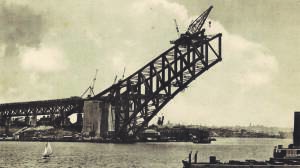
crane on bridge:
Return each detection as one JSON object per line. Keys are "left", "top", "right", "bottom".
{"left": 81, "top": 69, "right": 98, "bottom": 98}
{"left": 0, "top": 6, "right": 222, "bottom": 141}
{"left": 174, "top": 19, "right": 180, "bottom": 37}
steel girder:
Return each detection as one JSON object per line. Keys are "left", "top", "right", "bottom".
{"left": 93, "top": 32, "right": 222, "bottom": 139}
{"left": 0, "top": 98, "right": 84, "bottom": 118}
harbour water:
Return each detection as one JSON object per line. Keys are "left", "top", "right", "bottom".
{"left": 0, "top": 138, "right": 292, "bottom": 168}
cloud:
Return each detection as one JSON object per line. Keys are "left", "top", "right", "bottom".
{"left": 132, "top": 0, "right": 189, "bottom": 23}
{"left": 0, "top": 2, "right": 45, "bottom": 57}
{"left": 20, "top": 46, "right": 67, "bottom": 72}
{"left": 0, "top": 45, "right": 4, "bottom": 57}
{"left": 204, "top": 20, "right": 278, "bottom": 88}
{"left": 112, "top": 52, "right": 126, "bottom": 70}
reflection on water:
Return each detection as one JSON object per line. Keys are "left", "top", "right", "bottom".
{"left": 0, "top": 138, "right": 292, "bottom": 168}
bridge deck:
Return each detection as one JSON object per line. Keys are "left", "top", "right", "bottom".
{"left": 0, "top": 97, "right": 84, "bottom": 117}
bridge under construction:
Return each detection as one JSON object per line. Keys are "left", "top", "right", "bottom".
{"left": 0, "top": 6, "right": 222, "bottom": 141}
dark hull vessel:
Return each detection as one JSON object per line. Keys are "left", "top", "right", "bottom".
{"left": 183, "top": 112, "right": 300, "bottom": 168}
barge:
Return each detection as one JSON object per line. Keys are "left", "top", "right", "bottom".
{"left": 182, "top": 112, "right": 300, "bottom": 168}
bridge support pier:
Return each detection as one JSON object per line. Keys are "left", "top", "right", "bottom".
{"left": 60, "top": 111, "right": 66, "bottom": 127}
{"left": 31, "top": 115, "right": 37, "bottom": 127}
{"left": 50, "top": 113, "right": 55, "bottom": 125}
{"left": 64, "top": 117, "right": 71, "bottom": 126}
{"left": 5, "top": 117, "right": 11, "bottom": 135}
{"left": 82, "top": 100, "right": 110, "bottom": 138}
{"left": 25, "top": 116, "right": 30, "bottom": 126}
{"left": 0, "top": 114, "right": 4, "bottom": 126}
{"left": 77, "top": 113, "right": 83, "bottom": 125}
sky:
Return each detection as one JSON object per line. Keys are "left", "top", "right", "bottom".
{"left": 0, "top": 0, "right": 299, "bottom": 128}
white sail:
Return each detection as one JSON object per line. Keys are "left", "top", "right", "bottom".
{"left": 43, "top": 147, "right": 48, "bottom": 156}
{"left": 43, "top": 142, "right": 53, "bottom": 157}
{"left": 48, "top": 143, "right": 53, "bottom": 155}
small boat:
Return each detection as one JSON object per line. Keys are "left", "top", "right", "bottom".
{"left": 42, "top": 142, "right": 53, "bottom": 158}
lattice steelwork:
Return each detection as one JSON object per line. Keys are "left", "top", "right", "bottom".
{"left": 93, "top": 6, "right": 222, "bottom": 140}
{"left": 0, "top": 98, "right": 83, "bottom": 119}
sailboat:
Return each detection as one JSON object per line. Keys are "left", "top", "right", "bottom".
{"left": 42, "top": 142, "right": 53, "bottom": 158}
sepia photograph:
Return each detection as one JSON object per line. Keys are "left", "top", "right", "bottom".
{"left": 0, "top": 0, "right": 299, "bottom": 167}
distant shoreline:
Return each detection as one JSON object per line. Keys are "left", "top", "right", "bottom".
{"left": 0, "top": 136, "right": 291, "bottom": 144}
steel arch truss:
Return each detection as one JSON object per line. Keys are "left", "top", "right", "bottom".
{"left": 94, "top": 32, "right": 222, "bottom": 139}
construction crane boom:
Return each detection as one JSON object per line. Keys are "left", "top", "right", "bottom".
{"left": 174, "top": 19, "right": 180, "bottom": 37}
{"left": 187, "top": 6, "right": 213, "bottom": 35}
{"left": 91, "top": 69, "right": 98, "bottom": 92}
{"left": 122, "top": 67, "right": 126, "bottom": 79}
{"left": 81, "top": 69, "right": 98, "bottom": 98}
